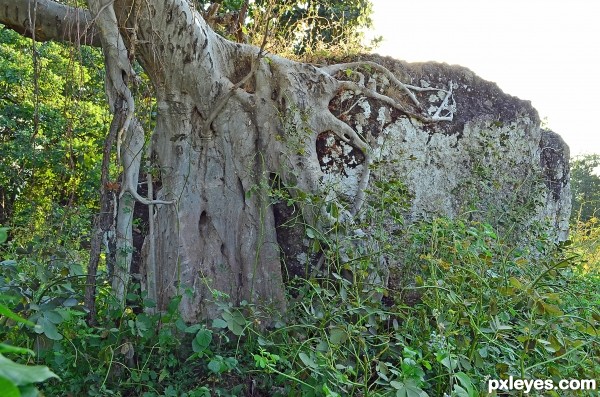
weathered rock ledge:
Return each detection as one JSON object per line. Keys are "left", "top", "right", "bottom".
{"left": 317, "top": 54, "right": 570, "bottom": 240}
{"left": 272, "top": 54, "right": 571, "bottom": 282}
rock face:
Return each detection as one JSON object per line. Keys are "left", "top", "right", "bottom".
{"left": 318, "top": 54, "right": 571, "bottom": 241}
{"left": 538, "top": 129, "right": 571, "bottom": 240}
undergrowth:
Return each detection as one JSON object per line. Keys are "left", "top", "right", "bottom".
{"left": 0, "top": 181, "right": 599, "bottom": 396}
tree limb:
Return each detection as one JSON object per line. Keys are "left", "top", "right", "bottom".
{"left": 200, "top": 6, "right": 271, "bottom": 137}
{"left": 0, "top": 0, "right": 100, "bottom": 46}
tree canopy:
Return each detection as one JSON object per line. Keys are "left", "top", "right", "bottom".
{"left": 197, "top": 0, "right": 376, "bottom": 56}
{"left": 0, "top": 26, "right": 108, "bottom": 233}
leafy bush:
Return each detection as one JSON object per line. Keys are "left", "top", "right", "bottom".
{"left": 0, "top": 228, "right": 59, "bottom": 397}
{"left": 234, "top": 218, "right": 598, "bottom": 396}
{"left": 0, "top": 322, "right": 59, "bottom": 396}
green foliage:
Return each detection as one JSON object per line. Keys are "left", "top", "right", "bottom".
{"left": 1, "top": 233, "right": 249, "bottom": 396}
{"left": 235, "top": 215, "right": 597, "bottom": 396}
{"left": 570, "top": 154, "right": 600, "bottom": 222}
{"left": 0, "top": 234, "right": 87, "bottom": 343}
{"left": 260, "top": 0, "right": 375, "bottom": 56}
{"left": 0, "top": 344, "right": 59, "bottom": 397}
{"left": 569, "top": 154, "right": 600, "bottom": 271}
{"left": 197, "top": 174, "right": 597, "bottom": 396}
{"left": 568, "top": 217, "right": 600, "bottom": 273}
{"left": 195, "top": 0, "right": 377, "bottom": 57}
{"left": 1, "top": 172, "right": 599, "bottom": 396}
{"left": 391, "top": 219, "right": 598, "bottom": 396}
{"left": 0, "top": 25, "right": 109, "bottom": 237}
{"left": 0, "top": 233, "right": 59, "bottom": 397}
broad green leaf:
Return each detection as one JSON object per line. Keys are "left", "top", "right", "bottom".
{"left": 0, "top": 376, "right": 20, "bottom": 397}
{"left": 184, "top": 324, "right": 203, "bottom": 334}
{"left": 207, "top": 358, "right": 223, "bottom": 374}
{"left": 0, "top": 354, "right": 59, "bottom": 386}
{"left": 126, "top": 293, "right": 139, "bottom": 301}
{"left": 223, "top": 356, "right": 238, "bottom": 370}
{"left": 390, "top": 380, "right": 403, "bottom": 389}
{"left": 192, "top": 329, "right": 212, "bottom": 353}
{"left": 191, "top": 339, "right": 203, "bottom": 355}
{"left": 167, "top": 295, "right": 182, "bottom": 314}
{"left": 43, "top": 311, "right": 63, "bottom": 325}
{"left": 452, "top": 384, "right": 469, "bottom": 397}
{"left": 0, "top": 228, "right": 8, "bottom": 244}
{"left": 329, "top": 327, "right": 347, "bottom": 345}
{"left": 436, "top": 352, "right": 457, "bottom": 370}
{"left": 229, "top": 321, "right": 244, "bottom": 336}
{"left": 142, "top": 299, "right": 157, "bottom": 308}
{"left": 454, "top": 372, "right": 476, "bottom": 397}
{"left": 508, "top": 276, "right": 523, "bottom": 290}
{"left": 322, "top": 383, "right": 341, "bottom": 397}
{"left": 37, "top": 318, "right": 62, "bottom": 341}
{"left": 298, "top": 352, "right": 318, "bottom": 369}
{"left": 158, "top": 368, "right": 169, "bottom": 382}
{"left": 478, "top": 347, "right": 488, "bottom": 358}
{"left": 175, "top": 318, "right": 187, "bottom": 332}
{"left": 393, "top": 381, "right": 428, "bottom": 397}
{"left": 18, "top": 384, "right": 39, "bottom": 397}
{"left": 62, "top": 298, "right": 78, "bottom": 307}
{"left": 578, "top": 325, "right": 599, "bottom": 337}
{"left": 536, "top": 301, "right": 563, "bottom": 316}
{"left": 212, "top": 318, "right": 227, "bottom": 329}
{"left": 222, "top": 310, "right": 245, "bottom": 336}
{"left": 316, "top": 340, "right": 329, "bottom": 352}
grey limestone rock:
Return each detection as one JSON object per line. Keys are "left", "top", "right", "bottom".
{"left": 318, "top": 54, "right": 571, "bottom": 242}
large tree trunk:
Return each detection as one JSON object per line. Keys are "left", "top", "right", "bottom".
{"left": 122, "top": 3, "right": 284, "bottom": 319}
{"left": 106, "top": 0, "right": 380, "bottom": 320}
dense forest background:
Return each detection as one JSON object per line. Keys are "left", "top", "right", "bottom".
{"left": 0, "top": 1, "right": 598, "bottom": 396}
